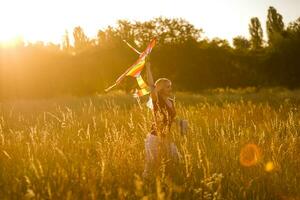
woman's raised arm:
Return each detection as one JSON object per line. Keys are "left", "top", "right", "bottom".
{"left": 146, "top": 62, "right": 158, "bottom": 101}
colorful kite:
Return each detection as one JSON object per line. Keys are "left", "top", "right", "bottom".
{"left": 105, "top": 38, "right": 156, "bottom": 99}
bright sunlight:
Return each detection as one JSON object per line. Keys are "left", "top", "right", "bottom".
{"left": 0, "top": 0, "right": 299, "bottom": 44}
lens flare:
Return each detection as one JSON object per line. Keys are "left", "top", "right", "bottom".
{"left": 265, "top": 161, "right": 275, "bottom": 172}
{"left": 239, "top": 144, "right": 261, "bottom": 167}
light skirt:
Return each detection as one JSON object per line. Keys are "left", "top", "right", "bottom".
{"left": 142, "top": 133, "right": 180, "bottom": 179}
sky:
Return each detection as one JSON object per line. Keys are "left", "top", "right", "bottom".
{"left": 0, "top": 0, "right": 299, "bottom": 44}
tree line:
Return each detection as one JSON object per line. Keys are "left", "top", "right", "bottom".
{"left": 0, "top": 6, "right": 300, "bottom": 99}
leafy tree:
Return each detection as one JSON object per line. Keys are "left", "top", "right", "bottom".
{"left": 97, "top": 26, "right": 120, "bottom": 48}
{"left": 249, "top": 17, "right": 263, "bottom": 49}
{"left": 62, "top": 30, "right": 71, "bottom": 52}
{"left": 2, "top": 13, "right": 300, "bottom": 100}
{"left": 116, "top": 20, "right": 135, "bottom": 43}
{"left": 266, "top": 6, "right": 285, "bottom": 46}
{"left": 152, "top": 17, "right": 202, "bottom": 44}
{"left": 73, "top": 26, "right": 90, "bottom": 51}
{"left": 287, "top": 17, "right": 300, "bottom": 38}
{"left": 210, "top": 38, "right": 230, "bottom": 49}
{"left": 233, "top": 36, "right": 251, "bottom": 51}
{"left": 133, "top": 17, "right": 202, "bottom": 47}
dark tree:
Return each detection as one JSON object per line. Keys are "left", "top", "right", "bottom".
{"left": 2, "top": 13, "right": 300, "bottom": 100}
{"left": 233, "top": 36, "right": 251, "bottom": 51}
{"left": 116, "top": 20, "right": 135, "bottom": 44}
{"left": 287, "top": 17, "right": 300, "bottom": 38}
{"left": 62, "top": 30, "right": 71, "bottom": 52}
{"left": 73, "top": 26, "right": 90, "bottom": 51}
{"left": 249, "top": 17, "right": 263, "bottom": 50}
{"left": 266, "top": 6, "right": 285, "bottom": 46}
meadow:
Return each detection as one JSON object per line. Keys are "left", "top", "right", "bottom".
{"left": 0, "top": 88, "right": 299, "bottom": 199}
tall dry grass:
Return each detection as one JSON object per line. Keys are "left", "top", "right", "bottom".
{"left": 0, "top": 89, "right": 299, "bottom": 199}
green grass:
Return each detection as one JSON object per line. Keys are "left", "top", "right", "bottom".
{"left": 0, "top": 89, "right": 299, "bottom": 199}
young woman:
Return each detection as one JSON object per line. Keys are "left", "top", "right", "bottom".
{"left": 142, "top": 62, "right": 180, "bottom": 180}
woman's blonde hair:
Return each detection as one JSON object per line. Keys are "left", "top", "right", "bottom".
{"left": 155, "top": 78, "right": 171, "bottom": 92}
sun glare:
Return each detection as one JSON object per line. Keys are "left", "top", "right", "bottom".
{"left": 0, "top": 1, "right": 23, "bottom": 45}
{"left": 0, "top": 0, "right": 299, "bottom": 44}
{"left": 0, "top": 34, "right": 23, "bottom": 47}
{"left": 239, "top": 144, "right": 261, "bottom": 167}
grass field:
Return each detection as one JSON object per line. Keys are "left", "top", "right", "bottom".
{"left": 0, "top": 88, "right": 299, "bottom": 199}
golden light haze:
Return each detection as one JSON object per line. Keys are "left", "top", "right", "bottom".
{"left": 0, "top": 0, "right": 299, "bottom": 44}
